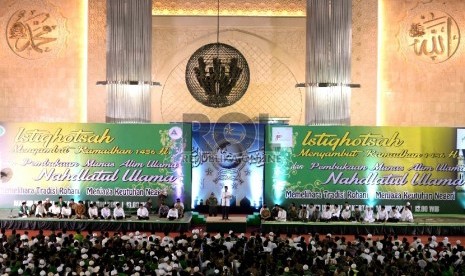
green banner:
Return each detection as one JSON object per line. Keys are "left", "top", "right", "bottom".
{"left": 265, "top": 125, "right": 465, "bottom": 214}
{"left": 0, "top": 123, "right": 191, "bottom": 210}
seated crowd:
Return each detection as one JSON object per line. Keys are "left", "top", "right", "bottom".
{"left": 0, "top": 228, "right": 463, "bottom": 275}
{"left": 260, "top": 202, "right": 414, "bottom": 223}
{"left": 17, "top": 197, "right": 185, "bottom": 221}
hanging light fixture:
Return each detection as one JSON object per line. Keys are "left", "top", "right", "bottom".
{"left": 97, "top": 0, "right": 159, "bottom": 123}
{"left": 185, "top": 0, "right": 250, "bottom": 108}
{"left": 299, "top": 0, "right": 360, "bottom": 125}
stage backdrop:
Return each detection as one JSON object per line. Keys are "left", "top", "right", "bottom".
{"left": 191, "top": 123, "right": 264, "bottom": 209}
{"left": 0, "top": 123, "right": 191, "bottom": 210}
{"left": 265, "top": 125, "right": 465, "bottom": 214}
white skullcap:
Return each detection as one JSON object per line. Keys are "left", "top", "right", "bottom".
{"left": 457, "top": 240, "right": 462, "bottom": 245}
{"left": 193, "top": 266, "right": 200, "bottom": 272}
{"left": 89, "top": 260, "right": 94, "bottom": 266}
{"left": 406, "top": 202, "right": 410, "bottom": 206}
{"left": 351, "top": 264, "right": 357, "bottom": 269}
{"left": 165, "top": 265, "right": 172, "bottom": 272}
{"left": 303, "top": 264, "right": 309, "bottom": 270}
{"left": 111, "top": 269, "right": 118, "bottom": 275}
{"left": 135, "top": 266, "right": 141, "bottom": 271}
{"left": 40, "top": 271, "right": 46, "bottom": 276}
{"left": 214, "top": 269, "right": 219, "bottom": 274}
{"left": 82, "top": 254, "right": 88, "bottom": 259}
{"left": 39, "top": 259, "right": 45, "bottom": 265}
{"left": 367, "top": 234, "right": 372, "bottom": 238}
{"left": 284, "top": 267, "right": 289, "bottom": 272}
{"left": 364, "top": 248, "right": 370, "bottom": 253}
{"left": 80, "top": 261, "right": 85, "bottom": 266}
{"left": 18, "top": 268, "right": 23, "bottom": 275}
{"left": 432, "top": 236, "right": 437, "bottom": 241}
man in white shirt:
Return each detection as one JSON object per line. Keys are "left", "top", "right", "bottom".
{"left": 50, "top": 202, "right": 62, "bottom": 218}
{"left": 88, "top": 203, "right": 99, "bottom": 219}
{"left": 221, "top": 186, "right": 232, "bottom": 220}
{"left": 137, "top": 203, "right": 149, "bottom": 220}
{"left": 388, "top": 206, "right": 401, "bottom": 222}
{"left": 35, "top": 201, "right": 46, "bottom": 218}
{"left": 363, "top": 206, "right": 375, "bottom": 223}
{"left": 275, "top": 206, "right": 287, "bottom": 222}
{"left": 113, "top": 203, "right": 125, "bottom": 220}
{"left": 100, "top": 204, "right": 111, "bottom": 219}
{"left": 61, "top": 204, "right": 72, "bottom": 219}
{"left": 340, "top": 205, "right": 351, "bottom": 221}
{"left": 320, "top": 205, "right": 332, "bottom": 222}
{"left": 167, "top": 205, "right": 179, "bottom": 220}
{"left": 331, "top": 204, "right": 341, "bottom": 221}
{"left": 400, "top": 206, "right": 414, "bottom": 222}
{"left": 376, "top": 205, "right": 388, "bottom": 222}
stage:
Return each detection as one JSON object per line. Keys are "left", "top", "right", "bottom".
{"left": 0, "top": 209, "right": 192, "bottom": 232}
{"left": 260, "top": 214, "right": 465, "bottom": 236}
{"left": 1, "top": 210, "right": 465, "bottom": 236}
{"left": 205, "top": 215, "right": 247, "bottom": 233}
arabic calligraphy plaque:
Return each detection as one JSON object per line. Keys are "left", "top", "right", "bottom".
{"left": 401, "top": 9, "right": 460, "bottom": 64}
{"left": 5, "top": 0, "right": 66, "bottom": 60}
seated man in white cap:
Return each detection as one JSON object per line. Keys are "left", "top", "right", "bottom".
{"left": 363, "top": 206, "right": 375, "bottom": 223}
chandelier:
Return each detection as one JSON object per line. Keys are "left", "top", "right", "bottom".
{"left": 185, "top": 0, "right": 250, "bottom": 108}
